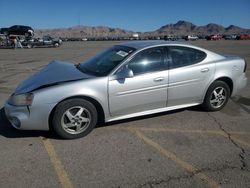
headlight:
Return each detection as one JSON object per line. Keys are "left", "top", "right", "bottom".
{"left": 8, "top": 93, "right": 34, "bottom": 106}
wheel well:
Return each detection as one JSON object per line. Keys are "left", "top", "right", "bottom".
{"left": 48, "top": 96, "right": 105, "bottom": 131}
{"left": 214, "top": 77, "right": 233, "bottom": 95}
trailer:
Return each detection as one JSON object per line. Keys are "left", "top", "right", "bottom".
{"left": 0, "top": 33, "right": 62, "bottom": 49}
{"left": 22, "top": 36, "right": 62, "bottom": 48}
{"left": 0, "top": 34, "right": 26, "bottom": 49}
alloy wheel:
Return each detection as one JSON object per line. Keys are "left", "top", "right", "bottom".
{"left": 61, "top": 106, "right": 91, "bottom": 134}
{"left": 209, "top": 87, "right": 227, "bottom": 109}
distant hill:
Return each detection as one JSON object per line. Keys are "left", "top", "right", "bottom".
{"left": 35, "top": 20, "right": 250, "bottom": 38}
{"left": 155, "top": 21, "right": 250, "bottom": 36}
{"left": 35, "top": 26, "right": 134, "bottom": 38}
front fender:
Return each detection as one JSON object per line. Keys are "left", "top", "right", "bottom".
{"left": 32, "top": 77, "right": 109, "bottom": 121}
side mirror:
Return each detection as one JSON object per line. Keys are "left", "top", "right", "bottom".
{"left": 113, "top": 68, "right": 134, "bottom": 80}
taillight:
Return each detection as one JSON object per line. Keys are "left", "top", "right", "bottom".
{"left": 244, "top": 60, "right": 247, "bottom": 72}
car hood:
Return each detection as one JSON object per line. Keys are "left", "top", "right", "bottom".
{"left": 15, "top": 60, "right": 94, "bottom": 94}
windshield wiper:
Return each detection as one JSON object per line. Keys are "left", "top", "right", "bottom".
{"left": 75, "top": 63, "right": 85, "bottom": 72}
{"left": 75, "top": 63, "right": 80, "bottom": 68}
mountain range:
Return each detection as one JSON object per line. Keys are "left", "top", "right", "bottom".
{"left": 35, "top": 20, "right": 250, "bottom": 38}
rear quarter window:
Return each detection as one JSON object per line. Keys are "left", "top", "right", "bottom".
{"left": 168, "top": 46, "right": 207, "bottom": 69}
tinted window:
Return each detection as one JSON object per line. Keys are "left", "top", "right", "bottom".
{"left": 168, "top": 46, "right": 206, "bottom": 69}
{"left": 126, "top": 47, "right": 166, "bottom": 75}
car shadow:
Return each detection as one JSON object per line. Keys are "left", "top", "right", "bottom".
{"left": 0, "top": 106, "right": 202, "bottom": 139}
{"left": 231, "top": 96, "right": 250, "bottom": 114}
{"left": 233, "top": 96, "right": 250, "bottom": 106}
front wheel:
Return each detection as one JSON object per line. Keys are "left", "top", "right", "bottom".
{"left": 52, "top": 98, "right": 97, "bottom": 139}
{"left": 202, "top": 81, "right": 230, "bottom": 111}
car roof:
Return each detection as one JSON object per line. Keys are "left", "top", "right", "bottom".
{"left": 118, "top": 40, "right": 224, "bottom": 59}
{"left": 11, "top": 25, "right": 32, "bottom": 28}
{"left": 119, "top": 40, "right": 195, "bottom": 50}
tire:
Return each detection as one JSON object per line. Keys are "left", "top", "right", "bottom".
{"left": 25, "top": 31, "right": 33, "bottom": 37}
{"left": 27, "top": 44, "right": 32, "bottom": 49}
{"left": 202, "top": 81, "right": 230, "bottom": 111}
{"left": 54, "top": 43, "right": 59, "bottom": 47}
{"left": 52, "top": 98, "right": 97, "bottom": 139}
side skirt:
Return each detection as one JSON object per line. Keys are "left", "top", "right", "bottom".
{"left": 106, "top": 103, "right": 200, "bottom": 122}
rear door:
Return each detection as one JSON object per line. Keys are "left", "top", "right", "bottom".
{"left": 167, "top": 46, "right": 215, "bottom": 106}
{"left": 109, "top": 47, "right": 169, "bottom": 117}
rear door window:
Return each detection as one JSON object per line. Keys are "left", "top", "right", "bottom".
{"left": 168, "top": 46, "right": 206, "bottom": 69}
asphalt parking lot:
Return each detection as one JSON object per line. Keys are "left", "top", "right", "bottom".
{"left": 0, "top": 41, "right": 250, "bottom": 188}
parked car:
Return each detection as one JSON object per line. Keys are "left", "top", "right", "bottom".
{"left": 4, "top": 41, "right": 247, "bottom": 139}
{"left": 0, "top": 25, "right": 34, "bottom": 37}
{"left": 22, "top": 36, "right": 62, "bottom": 48}
{"left": 184, "top": 35, "right": 199, "bottom": 41}
{"left": 164, "top": 35, "right": 178, "bottom": 41}
{"left": 206, "top": 35, "right": 223, "bottom": 40}
{"left": 198, "top": 35, "right": 207, "bottom": 40}
{"left": 223, "top": 35, "right": 237, "bottom": 40}
{"left": 236, "top": 34, "right": 250, "bottom": 40}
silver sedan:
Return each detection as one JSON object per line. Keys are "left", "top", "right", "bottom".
{"left": 4, "top": 41, "right": 247, "bottom": 139}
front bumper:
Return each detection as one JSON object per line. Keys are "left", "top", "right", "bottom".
{"left": 4, "top": 103, "right": 28, "bottom": 129}
{"left": 4, "top": 102, "right": 55, "bottom": 131}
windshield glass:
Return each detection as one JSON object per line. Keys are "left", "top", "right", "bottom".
{"left": 78, "top": 45, "right": 135, "bottom": 76}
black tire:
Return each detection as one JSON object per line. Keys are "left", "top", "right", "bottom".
{"left": 202, "top": 81, "right": 230, "bottom": 111}
{"left": 25, "top": 31, "right": 33, "bottom": 37}
{"left": 52, "top": 98, "right": 97, "bottom": 139}
{"left": 27, "top": 43, "right": 33, "bottom": 49}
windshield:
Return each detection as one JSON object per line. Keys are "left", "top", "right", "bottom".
{"left": 78, "top": 45, "right": 135, "bottom": 76}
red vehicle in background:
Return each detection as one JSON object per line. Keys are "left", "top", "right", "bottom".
{"left": 237, "top": 34, "right": 250, "bottom": 40}
{"left": 206, "top": 34, "right": 223, "bottom": 40}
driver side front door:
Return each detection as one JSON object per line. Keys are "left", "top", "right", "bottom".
{"left": 108, "top": 47, "right": 169, "bottom": 117}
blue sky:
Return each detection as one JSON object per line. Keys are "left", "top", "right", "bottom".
{"left": 0, "top": 0, "right": 249, "bottom": 31}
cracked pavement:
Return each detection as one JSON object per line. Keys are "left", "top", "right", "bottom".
{"left": 207, "top": 112, "right": 248, "bottom": 171}
{"left": 0, "top": 41, "right": 250, "bottom": 188}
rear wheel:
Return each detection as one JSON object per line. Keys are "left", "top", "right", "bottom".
{"left": 27, "top": 43, "right": 32, "bottom": 49}
{"left": 52, "top": 98, "right": 97, "bottom": 139}
{"left": 202, "top": 81, "right": 230, "bottom": 111}
{"left": 25, "top": 31, "right": 33, "bottom": 37}
{"left": 25, "top": 33, "right": 30, "bottom": 37}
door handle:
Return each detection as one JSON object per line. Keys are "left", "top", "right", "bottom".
{"left": 201, "top": 68, "right": 209, "bottom": 73}
{"left": 154, "top": 77, "right": 165, "bottom": 82}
